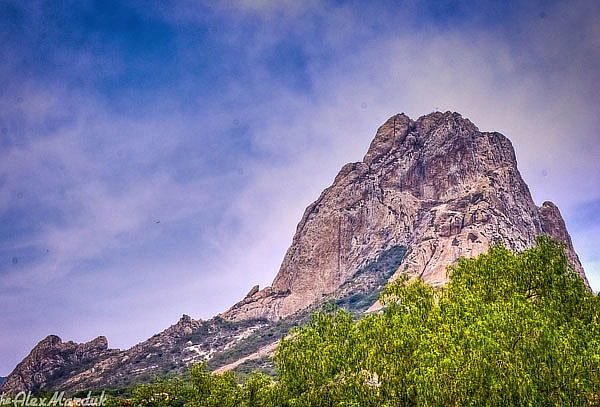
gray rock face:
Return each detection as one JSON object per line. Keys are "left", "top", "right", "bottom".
{"left": 0, "top": 335, "right": 113, "bottom": 394}
{"left": 538, "top": 200, "right": 584, "bottom": 271}
{"left": 221, "top": 111, "right": 587, "bottom": 322}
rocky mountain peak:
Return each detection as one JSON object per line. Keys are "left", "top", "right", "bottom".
{"left": 2, "top": 111, "right": 589, "bottom": 395}
{"left": 364, "top": 112, "right": 480, "bottom": 168}
{"left": 222, "top": 111, "right": 587, "bottom": 322}
{"left": 37, "top": 335, "right": 63, "bottom": 348}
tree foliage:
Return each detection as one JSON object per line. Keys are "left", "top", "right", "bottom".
{"left": 115, "top": 237, "right": 599, "bottom": 406}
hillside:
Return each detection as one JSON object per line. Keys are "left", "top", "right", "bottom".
{"left": 1, "top": 111, "right": 588, "bottom": 394}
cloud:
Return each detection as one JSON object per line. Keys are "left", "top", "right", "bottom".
{"left": 1, "top": 0, "right": 599, "bottom": 374}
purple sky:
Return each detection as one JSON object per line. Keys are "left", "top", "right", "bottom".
{"left": 1, "top": 0, "right": 599, "bottom": 375}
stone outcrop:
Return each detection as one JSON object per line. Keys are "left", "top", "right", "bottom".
{"left": 0, "top": 335, "right": 114, "bottom": 394}
{"left": 221, "top": 111, "right": 587, "bottom": 322}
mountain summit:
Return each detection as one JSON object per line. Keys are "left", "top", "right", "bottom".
{"left": 1, "top": 112, "right": 588, "bottom": 394}
{"left": 222, "top": 111, "right": 586, "bottom": 322}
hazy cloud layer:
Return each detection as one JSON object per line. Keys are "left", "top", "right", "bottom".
{"left": 0, "top": 0, "right": 598, "bottom": 374}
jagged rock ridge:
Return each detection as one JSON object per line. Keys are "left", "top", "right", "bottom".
{"left": 1, "top": 111, "right": 588, "bottom": 394}
{"left": 0, "top": 335, "right": 115, "bottom": 394}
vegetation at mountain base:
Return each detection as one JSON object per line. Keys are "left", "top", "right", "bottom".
{"left": 207, "top": 245, "right": 407, "bottom": 374}
{"left": 104, "top": 237, "right": 599, "bottom": 406}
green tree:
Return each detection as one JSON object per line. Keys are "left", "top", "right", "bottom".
{"left": 275, "top": 236, "right": 600, "bottom": 406}
{"left": 131, "top": 377, "right": 190, "bottom": 406}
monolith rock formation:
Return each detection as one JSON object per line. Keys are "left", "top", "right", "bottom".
{"left": 1, "top": 111, "right": 588, "bottom": 394}
{"left": 221, "top": 111, "right": 587, "bottom": 322}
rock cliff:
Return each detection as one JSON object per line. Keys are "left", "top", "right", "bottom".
{"left": 221, "top": 111, "right": 587, "bottom": 322}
